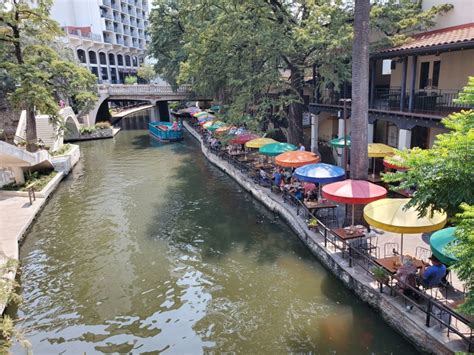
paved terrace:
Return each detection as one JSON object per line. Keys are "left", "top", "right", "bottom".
{"left": 184, "top": 120, "right": 472, "bottom": 354}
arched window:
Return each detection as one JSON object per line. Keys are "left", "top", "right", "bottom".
{"left": 132, "top": 56, "right": 138, "bottom": 67}
{"left": 88, "top": 51, "right": 97, "bottom": 64}
{"left": 108, "top": 53, "right": 115, "bottom": 65}
{"left": 77, "top": 49, "right": 86, "bottom": 64}
{"left": 125, "top": 55, "right": 131, "bottom": 66}
{"left": 99, "top": 52, "right": 107, "bottom": 65}
{"left": 117, "top": 54, "right": 124, "bottom": 66}
{"left": 139, "top": 57, "right": 144, "bottom": 64}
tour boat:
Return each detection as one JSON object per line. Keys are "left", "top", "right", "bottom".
{"left": 148, "top": 121, "right": 183, "bottom": 142}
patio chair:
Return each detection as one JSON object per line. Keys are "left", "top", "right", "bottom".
{"left": 415, "top": 246, "right": 431, "bottom": 262}
{"left": 384, "top": 242, "right": 400, "bottom": 257}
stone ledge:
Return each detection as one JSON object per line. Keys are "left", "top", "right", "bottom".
{"left": 184, "top": 121, "right": 456, "bottom": 355}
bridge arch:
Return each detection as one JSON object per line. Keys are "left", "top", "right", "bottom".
{"left": 63, "top": 114, "right": 81, "bottom": 141}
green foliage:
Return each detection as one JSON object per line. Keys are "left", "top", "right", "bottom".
{"left": 372, "top": 266, "right": 389, "bottom": 283}
{"left": 51, "top": 143, "right": 72, "bottom": 156}
{"left": 95, "top": 121, "right": 112, "bottom": 130}
{"left": 0, "top": 257, "right": 31, "bottom": 352}
{"left": 0, "top": 0, "right": 97, "bottom": 144}
{"left": 149, "top": 0, "right": 450, "bottom": 143}
{"left": 383, "top": 78, "right": 474, "bottom": 218}
{"left": 124, "top": 75, "right": 138, "bottom": 85}
{"left": 455, "top": 76, "right": 474, "bottom": 105}
{"left": 80, "top": 126, "right": 97, "bottom": 134}
{"left": 0, "top": 170, "right": 57, "bottom": 191}
{"left": 137, "top": 64, "right": 156, "bottom": 83}
{"left": 450, "top": 204, "right": 474, "bottom": 316}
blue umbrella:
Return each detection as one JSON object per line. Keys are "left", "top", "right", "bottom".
{"left": 294, "top": 163, "right": 346, "bottom": 199}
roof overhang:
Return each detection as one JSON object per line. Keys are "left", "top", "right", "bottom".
{"left": 371, "top": 40, "right": 474, "bottom": 59}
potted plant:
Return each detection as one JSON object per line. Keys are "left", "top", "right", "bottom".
{"left": 373, "top": 266, "right": 390, "bottom": 293}
{"left": 307, "top": 217, "right": 318, "bottom": 231}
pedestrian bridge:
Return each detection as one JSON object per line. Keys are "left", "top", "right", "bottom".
{"left": 83, "top": 84, "right": 211, "bottom": 126}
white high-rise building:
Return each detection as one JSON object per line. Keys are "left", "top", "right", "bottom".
{"left": 50, "top": 0, "right": 150, "bottom": 83}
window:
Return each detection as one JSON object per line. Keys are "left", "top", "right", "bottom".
{"left": 90, "top": 67, "right": 99, "bottom": 78}
{"left": 88, "top": 51, "right": 97, "bottom": 64}
{"left": 419, "top": 62, "right": 430, "bottom": 89}
{"left": 132, "top": 56, "right": 138, "bottom": 67}
{"left": 382, "top": 59, "right": 392, "bottom": 75}
{"left": 110, "top": 68, "right": 117, "bottom": 83}
{"left": 108, "top": 53, "right": 115, "bottom": 65}
{"left": 101, "top": 67, "right": 108, "bottom": 80}
{"left": 125, "top": 55, "right": 131, "bottom": 66}
{"left": 77, "top": 49, "right": 86, "bottom": 63}
{"left": 99, "top": 52, "right": 107, "bottom": 65}
{"left": 117, "top": 54, "right": 124, "bottom": 66}
{"left": 432, "top": 61, "right": 441, "bottom": 88}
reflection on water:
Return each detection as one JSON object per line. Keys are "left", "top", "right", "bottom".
{"left": 15, "top": 129, "right": 417, "bottom": 354}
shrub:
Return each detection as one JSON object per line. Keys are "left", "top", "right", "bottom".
{"left": 95, "top": 121, "right": 111, "bottom": 130}
{"left": 124, "top": 75, "right": 138, "bottom": 85}
{"left": 80, "top": 126, "right": 97, "bottom": 135}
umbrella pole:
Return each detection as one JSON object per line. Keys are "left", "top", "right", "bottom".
{"left": 372, "top": 158, "right": 376, "bottom": 178}
{"left": 400, "top": 233, "right": 404, "bottom": 257}
{"left": 352, "top": 204, "right": 355, "bottom": 227}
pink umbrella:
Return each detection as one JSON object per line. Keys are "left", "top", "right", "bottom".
{"left": 322, "top": 179, "right": 387, "bottom": 226}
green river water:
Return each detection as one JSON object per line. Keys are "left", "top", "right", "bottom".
{"left": 14, "top": 116, "right": 418, "bottom": 354}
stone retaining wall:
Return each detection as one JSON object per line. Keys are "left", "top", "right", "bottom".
{"left": 184, "top": 121, "right": 454, "bottom": 355}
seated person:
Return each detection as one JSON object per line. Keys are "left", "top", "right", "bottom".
{"left": 294, "top": 187, "right": 304, "bottom": 201}
{"left": 171, "top": 120, "right": 180, "bottom": 130}
{"left": 396, "top": 256, "right": 417, "bottom": 292}
{"left": 272, "top": 169, "right": 283, "bottom": 187}
{"left": 416, "top": 255, "right": 446, "bottom": 288}
{"left": 259, "top": 168, "right": 269, "bottom": 183}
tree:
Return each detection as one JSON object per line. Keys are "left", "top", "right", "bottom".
{"left": 383, "top": 77, "right": 474, "bottom": 218}
{"left": 124, "top": 75, "right": 138, "bottom": 85}
{"left": 350, "top": 0, "right": 370, "bottom": 180}
{"left": 137, "top": 64, "right": 156, "bottom": 83}
{"left": 450, "top": 203, "right": 474, "bottom": 316}
{"left": 0, "top": 0, "right": 97, "bottom": 152}
{"left": 148, "top": 0, "right": 451, "bottom": 144}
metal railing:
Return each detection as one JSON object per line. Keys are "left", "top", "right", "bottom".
{"left": 99, "top": 84, "right": 193, "bottom": 96}
{"left": 191, "top": 122, "right": 473, "bottom": 353}
{"left": 65, "top": 28, "right": 102, "bottom": 42}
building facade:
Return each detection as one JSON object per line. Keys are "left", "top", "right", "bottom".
{"left": 309, "top": 1, "right": 474, "bottom": 153}
{"left": 51, "top": 0, "right": 150, "bottom": 83}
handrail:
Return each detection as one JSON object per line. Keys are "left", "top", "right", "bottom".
{"left": 98, "top": 84, "right": 194, "bottom": 96}
{"left": 192, "top": 121, "right": 473, "bottom": 352}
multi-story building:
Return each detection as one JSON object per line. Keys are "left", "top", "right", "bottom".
{"left": 51, "top": 0, "right": 150, "bottom": 83}
{"left": 309, "top": 0, "right": 474, "bottom": 152}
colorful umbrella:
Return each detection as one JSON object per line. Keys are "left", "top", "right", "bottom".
{"left": 275, "top": 151, "right": 320, "bottom": 168}
{"left": 202, "top": 121, "right": 215, "bottom": 128}
{"left": 383, "top": 155, "right": 408, "bottom": 170}
{"left": 259, "top": 143, "right": 297, "bottom": 156}
{"left": 193, "top": 111, "right": 208, "bottom": 118}
{"left": 245, "top": 138, "right": 277, "bottom": 149}
{"left": 323, "top": 179, "right": 387, "bottom": 226}
{"left": 329, "top": 136, "right": 351, "bottom": 148}
{"left": 430, "top": 227, "right": 458, "bottom": 266}
{"left": 215, "top": 126, "right": 232, "bottom": 134}
{"left": 363, "top": 198, "right": 447, "bottom": 255}
{"left": 207, "top": 122, "right": 225, "bottom": 131}
{"left": 229, "top": 133, "right": 260, "bottom": 145}
{"left": 294, "top": 163, "right": 346, "bottom": 199}
{"left": 368, "top": 143, "right": 395, "bottom": 177}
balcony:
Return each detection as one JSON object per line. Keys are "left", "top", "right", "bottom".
{"left": 121, "top": 17, "right": 130, "bottom": 25}
{"left": 101, "top": 0, "right": 111, "bottom": 7}
{"left": 101, "top": 12, "right": 113, "bottom": 20}
{"left": 64, "top": 27, "right": 102, "bottom": 42}
{"left": 116, "top": 37, "right": 124, "bottom": 45}
{"left": 105, "top": 21, "right": 114, "bottom": 32}
{"left": 111, "top": 1, "right": 121, "bottom": 10}
{"left": 123, "top": 27, "right": 131, "bottom": 36}
{"left": 103, "top": 35, "right": 113, "bottom": 44}
{"left": 312, "top": 87, "right": 473, "bottom": 120}
{"left": 137, "top": 21, "right": 144, "bottom": 29}
{"left": 114, "top": 25, "right": 123, "bottom": 34}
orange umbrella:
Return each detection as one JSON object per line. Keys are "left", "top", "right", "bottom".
{"left": 215, "top": 126, "right": 233, "bottom": 134}
{"left": 275, "top": 151, "right": 320, "bottom": 168}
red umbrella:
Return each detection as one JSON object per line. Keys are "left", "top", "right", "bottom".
{"left": 229, "top": 133, "right": 259, "bottom": 145}
{"left": 322, "top": 179, "right": 387, "bottom": 226}
{"left": 383, "top": 155, "right": 408, "bottom": 170}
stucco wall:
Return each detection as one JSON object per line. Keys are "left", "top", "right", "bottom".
{"left": 422, "top": 0, "right": 474, "bottom": 30}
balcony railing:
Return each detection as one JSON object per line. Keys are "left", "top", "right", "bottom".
{"left": 111, "top": 1, "right": 121, "bottom": 10}
{"left": 104, "top": 36, "right": 113, "bottom": 44}
{"left": 116, "top": 37, "right": 124, "bottom": 45}
{"left": 105, "top": 22, "right": 114, "bottom": 31}
{"left": 65, "top": 28, "right": 102, "bottom": 42}
{"left": 114, "top": 26, "right": 123, "bottom": 34}
{"left": 101, "top": 12, "right": 113, "bottom": 20}
{"left": 101, "top": 0, "right": 111, "bottom": 7}
{"left": 124, "top": 27, "right": 131, "bottom": 36}
{"left": 317, "top": 88, "right": 473, "bottom": 117}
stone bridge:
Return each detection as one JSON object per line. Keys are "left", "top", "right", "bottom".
{"left": 83, "top": 84, "right": 211, "bottom": 126}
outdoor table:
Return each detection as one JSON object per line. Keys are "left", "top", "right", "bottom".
{"left": 331, "top": 227, "right": 367, "bottom": 266}
{"left": 375, "top": 255, "right": 425, "bottom": 274}
{"left": 253, "top": 162, "right": 274, "bottom": 170}
{"left": 228, "top": 151, "right": 246, "bottom": 156}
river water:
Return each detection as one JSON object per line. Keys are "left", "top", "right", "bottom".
{"left": 14, "top": 114, "right": 417, "bottom": 354}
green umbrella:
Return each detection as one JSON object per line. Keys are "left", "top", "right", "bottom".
{"left": 259, "top": 142, "right": 297, "bottom": 156}
{"left": 430, "top": 227, "right": 458, "bottom": 266}
{"left": 207, "top": 122, "right": 225, "bottom": 131}
{"left": 329, "top": 136, "right": 351, "bottom": 149}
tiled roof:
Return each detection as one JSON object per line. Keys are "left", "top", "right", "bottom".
{"left": 378, "top": 23, "right": 474, "bottom": 54}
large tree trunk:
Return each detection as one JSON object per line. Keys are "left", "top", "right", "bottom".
{"left": 349, "top": 0, "right": 370, "bottom": 225}
{"left": 350, "top": 0, "right": 370, "bottom": 180}
{"left": 287, "top": 64, "right": 304, "bottom": 145}
{"left": 25, "top": 107, "right": 38, "bottom": 152}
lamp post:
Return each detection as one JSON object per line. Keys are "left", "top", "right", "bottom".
{"left": 339, "top": 98, "right": 351, "bottom": 175}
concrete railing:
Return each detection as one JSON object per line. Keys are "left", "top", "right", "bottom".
{"left": 98, "top": 84, "right": 193, "bottom": 96}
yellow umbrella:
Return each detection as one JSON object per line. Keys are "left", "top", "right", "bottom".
{"left": 245, "top": 138, "right": 277, "bottom": 149}
{"left": 363, "top": 198, "right": 447, "bottom": 255}
{"left": 368, "top": 143, "right": 395, "bottom": 177}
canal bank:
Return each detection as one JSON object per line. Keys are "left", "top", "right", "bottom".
{"left": 15, "top": 129, "right": 417, "bottom": 354}
{"left": 183, "top": 121, "right": 459, "bottom": 355}
{"left": 0, "top": 145, "right": 81, "bottom": 314}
